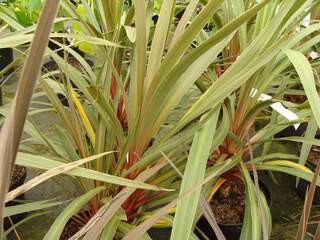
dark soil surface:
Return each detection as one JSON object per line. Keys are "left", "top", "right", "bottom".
{"left": 60, "top": 219, "right": 123, "bottom": 240}
{"left": 283, "top": 94, "right": 307, "bottom": 104}
{"left": 307, "top": 145, "right": 320, "bottom": 166}
{"left": 60, "top": 219, "right": 82, "bottom": 240}
{"left": 42, "top": 58, "right": 93, "bottom": 72}
{"left": 10, "top": 165, "right": 26, "bottom": 188}
{"left": 211, "top": 177, "right": 245, "bottom": 224}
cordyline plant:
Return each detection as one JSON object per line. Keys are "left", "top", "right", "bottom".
{"left": 1, "top": 0, "right": 239, "bottom": 238}
{"left": 1, "top": 0, "right": 320, "bottom": 239}
{"left": 122, "top": 0, "right": 320, "bottom": 239}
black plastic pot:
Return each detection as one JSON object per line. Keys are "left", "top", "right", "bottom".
{"left": 9, "top": 167, "right": 27, "bottom": 191}
{"left": 196, "top": 180, "right": 271, "bottom": 240}
{"left": 275, "top": 123, "right": 307, "bottom": 138}
{"left": 196, "top": 219, "right": 242, "bottom": 240}
{"left": 4, "top": 166, "right": 27, "bottom": 230}
{"left": 0, "top": 48, "right": 14, "bottom": 106}
{"left": 0, "top": 48, "right": 13, "bottom": 71}
{"left": 296, "top": 162, "right": 320, "bottom": 205}
{"left": 148, "top": 227, "right": 171, "bottom": 240}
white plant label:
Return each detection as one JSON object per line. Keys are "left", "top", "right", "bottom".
{"left": 250, "top": 88, "right": 300, "bottom": 130}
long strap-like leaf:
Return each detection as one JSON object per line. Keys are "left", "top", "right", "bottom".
{"left": 0, "top": 0, "right": 60, "bottom": 235}
{"left": 170, "top": 109, "right": 221, "bottom": 240}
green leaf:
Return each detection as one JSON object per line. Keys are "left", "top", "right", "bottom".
{"left": 256, "top": 164, "right": 320, "bottom": 186}
{"left": 118, "top": 222, "right": 152, "bottom": 240}
{"left": 4, "top": 200, "right": 63, "bottom": 217}
{"left": 53, "top": 124, "right": 79, "bottom": 161}
{"left": 15, "top": 10, "right": 33, "bottom": 27}
{"left": 100, "top": 215, "right": 121, "bottom": 240}
{"left": 240, "top": 163, "right": 261, "bottom": 240}
{"left": 100, "top": 207, "right": 127, "bottom": 239}
{"left": 29, "top": 0, "right": 42, "bottom": 11}
{"left": 124, "top": 25, "right": 136, "bottom": 43}
{"left": 16, "top": 152, "right": 165, "bottom": 191}
{"left": 299, "top": 116, "right": 318, "bottom": 166}
{"left": 171, "top": 0, "right": 199, "bottom": 46}
{"left": 133, "top": 0, "right": 147, "bottom": 112}
{"left": 145, "top": 0, "right": 175, "bottom": 89}
{"left": 0, "top": 6, "right": 24, "bottom": 30}
{"left": 0, "top": 32, "right": 121, "bottom": 49}
{"left": 145, "top": 0, "right": 225, "bottom": 100}
{"left": 250, "top": 153, "right": 299, "bottom": 164}
{"left": 176, "top": 38, "right": 284, "bottom": 133}
{"left": 79, "top": 0, "right": 100, "bottom": 32}
{"left": 4, "top": 211, "right": 49, "bottom": 237}
{"left": 154, "top": 0, "right": 163, "bottom": 12}
{"left": 146, "top": 34, "right": 234, "bottom": 142}
{"left": 284, "top": 49, "right": 320, "bottom": 129}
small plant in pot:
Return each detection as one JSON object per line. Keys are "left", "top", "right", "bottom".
{"left": 196, "top": 175, "right": 271, "bottom": 240}
{"left": 153, "top": 1, "right": 320, "bottom": 240}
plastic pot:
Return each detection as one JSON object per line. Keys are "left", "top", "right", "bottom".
{"left": 196, "top": 180, "right": 271, "bottom": 240}
{"left": 57, "top": 94, "right": 69, "bottom": 107}
{"left": 148, "top": 227, "right": 171, "bottom": 240}
{"left": 274, "top": 123, "right": 307, "bottom": 138}
{"left": 61, "top": 218, "right": 83, "bottom": 240}
{"left": 9, "top": 167, "right": 27, "bottom": 191}
{"left": 196, "top": 219, "right": 242, "bottom": 240}
{"left": 0, "top": 48, "right": 14, "bottom": 106}
{"left": 4, "top": 166, "right": 27, "bottom": 229}
{"left": 296, "top": 162, "right": 320, "bottom": 205}
{"left": 0, "top": 48, "right": 13, "bottom": 72}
